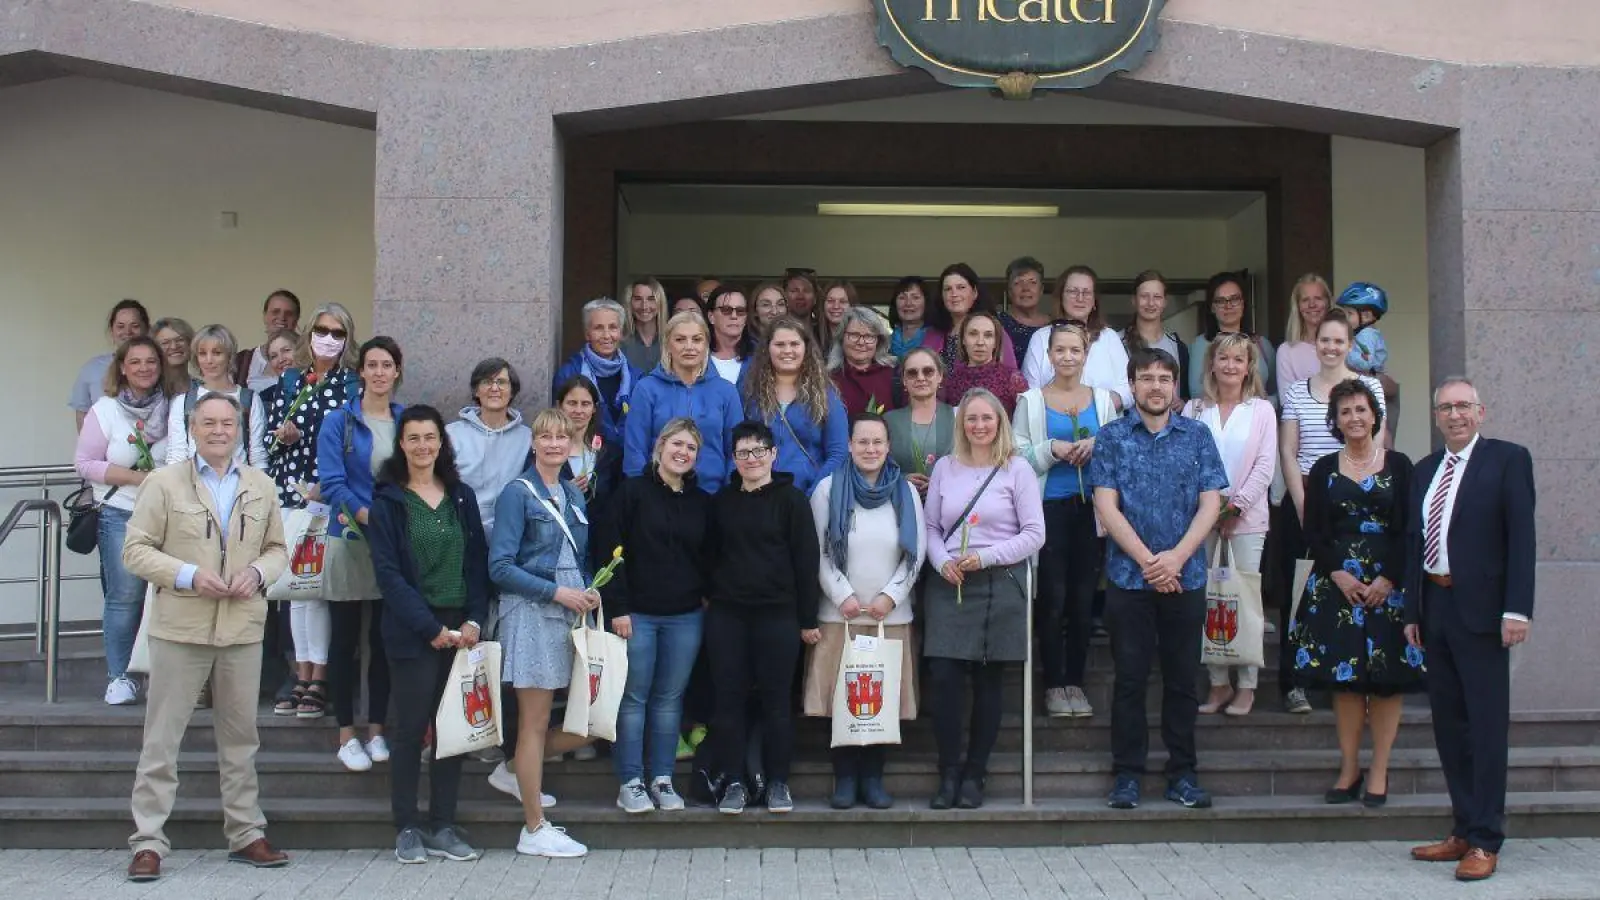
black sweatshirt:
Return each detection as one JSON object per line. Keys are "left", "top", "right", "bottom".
{"left": 707, "top": 472, "right": 821, "bottom": 629}
{"left": 593, "top": 468, "right": 712, "bottom": 620}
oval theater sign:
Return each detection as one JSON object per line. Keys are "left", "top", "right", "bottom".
{"left": 875, "top": 0, "right": 1166, "bottom": 97}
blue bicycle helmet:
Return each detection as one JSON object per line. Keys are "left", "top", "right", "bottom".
{"left": 1337, "top": 282, "right": 1389, "bottom": 317}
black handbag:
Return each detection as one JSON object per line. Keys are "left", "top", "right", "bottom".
{"left": 64, "top": 484, "right": 115, "bottom": 555}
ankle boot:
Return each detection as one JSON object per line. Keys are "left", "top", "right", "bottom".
{"left": 930, "top": 766, "right": 961, "bottom": 810}
{"left": 829, "top": 749, "right": 859, "bottom": 810}
{"left": 858, "top": 748, "right": 894, "bottom": 809}
{"left": 957, "top": 764, "right": 986, "bottom": 809}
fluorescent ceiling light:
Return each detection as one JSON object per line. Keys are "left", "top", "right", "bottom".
{"left": 817, "top": 202, "right": 1059, "bottom": 218}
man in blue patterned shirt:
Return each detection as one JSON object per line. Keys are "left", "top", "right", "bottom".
{"left": 1088, "top": 348, "right": 1228, "bottom": 812}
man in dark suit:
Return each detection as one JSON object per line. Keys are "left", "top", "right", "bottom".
{"left": 1403, "top": 376, "right": 1535, "bottom": 882}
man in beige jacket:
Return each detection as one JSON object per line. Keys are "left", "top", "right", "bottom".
{"left": 121, "top": 392, "right": 290, "bottom": 881}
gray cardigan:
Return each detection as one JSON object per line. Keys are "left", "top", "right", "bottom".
{"left": 884, "top": 403, "right": 956, "bottom": 475}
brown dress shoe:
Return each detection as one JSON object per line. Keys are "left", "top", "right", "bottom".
{"left": 1456, "top": 848, "right": 1498, "bottom": 881}
{"left": 1410, "top": 835, "right": 1469, "bottom": 862}
{"left": 127, "top": 850, "right": 161, "bottom": 882}
{"left": 228, "top": 838, "right": 289, "bottom": 868}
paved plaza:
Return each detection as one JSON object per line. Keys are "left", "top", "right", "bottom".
{"left": 3, "top": 840, "right": 1596, "bottom": 900}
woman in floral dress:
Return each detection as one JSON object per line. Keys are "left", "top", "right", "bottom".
{"left": 1291, "top": 378, "right": 1421, "bottom": 808}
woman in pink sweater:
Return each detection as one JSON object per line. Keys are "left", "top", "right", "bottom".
{"left": 1182, "top": 333, "right": 1277, "bottom": 716}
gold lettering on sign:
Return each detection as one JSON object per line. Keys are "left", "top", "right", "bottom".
{"left": 919, "top": 0, "right": 1122, "bottom": 25}
{"left": 1017, "top": 0, "right": 1050, "bottom": 23}
{"left": 1068, "top": 0, "right": 1113, "bottom": 23}
{"left": 923, "top": 0, "right": 962, "bottom": 20}
{"left": 981, "top": 0, "right": 1018, "bottom": 22}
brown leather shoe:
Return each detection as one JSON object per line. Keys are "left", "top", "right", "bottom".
{"left": 127, "top": 850, "right": 161, "bottom": 882}
{"left": 1410, "top": 835, "right": 1469, "bottom": 862}
{"left": 1455, "top": 848, "right": 1498, "bottom": 881}
{"left": 228, "top": 838, "right": 289, "bottom": 868}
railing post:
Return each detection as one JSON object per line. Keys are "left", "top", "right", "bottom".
{"left": 34, "top": 503, "right": 48, "bottom": 655}
{"left": 43, "top": 506, "right": 62, "bottom": 703}
{"left": 1023, "top": 559, "right": 1035, "bottom": 808}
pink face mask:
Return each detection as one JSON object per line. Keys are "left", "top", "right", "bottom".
{"left": 310, "top": 333, "right": 345, "bottom": 361}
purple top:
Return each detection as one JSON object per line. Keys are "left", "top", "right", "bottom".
{"left": 924, "top": 455, "right": 1045, "bottom": 571}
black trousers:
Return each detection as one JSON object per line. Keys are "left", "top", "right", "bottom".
{"left": 387, "top": 607, "right": 466, "bottom": 832}
{"left": 831, "top": 744, "right": 887, "bottom": 776}
{"left": 926, "top": 657, "right": 1006, "bottom": 774}
{"left": 330, "top": 598, "right": 390, "bottom": 728}
{"left": 1105, "top": 585, "right": 1206, "bottom": 780}
{"left": 1423, "top": 581, "right": 1511, "bottom": 852}
{"left": 706, "top": 604, "right": 801, "bottom": 784}
{"left": 1270, "top": 500, "right": 1307, "bottom": 698}
{"left": 1035, "top": 497, "right": 1103, "bottom": 689}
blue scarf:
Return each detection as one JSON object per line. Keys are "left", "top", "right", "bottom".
{"left": 827, "top": 458, "right": 918, "bottom": 575}
{"left": 580, "top": 345, "right": 633, "bottom": 408}
{"left": 890, "top": 325, "right": 926, "bottom": 360}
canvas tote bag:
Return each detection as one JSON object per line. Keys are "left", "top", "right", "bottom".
{"left": 830, "top": 621, "right": 904, "bottom": 748}
{"left": 266, "top": 502, "right": 329, "bottom": 603}
{"left": 434, "top": 641, "right": 504, "bottom": 759}
{"left": 1201, "top": 537, "right": 1266, "bottom": 669}
{"left": 127, "top": 583, "right": 156, "bottom": 674}
{"left": 562, "top": 596, "right": 628, "bottom": 741}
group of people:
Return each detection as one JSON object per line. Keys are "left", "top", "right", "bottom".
{"left": 72, "top": 262, "right": 1532, "bottom": 883}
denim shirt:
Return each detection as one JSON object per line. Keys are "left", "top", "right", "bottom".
{"left": 1088, "top": 411, "right": 1229, "bottom": 592}
{"left": 488, "top": 468, "right": 591, "bottom": 613}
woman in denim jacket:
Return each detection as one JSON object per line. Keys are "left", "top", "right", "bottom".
{"left": 488, "top": 408, "right": 598, "bottom": 859}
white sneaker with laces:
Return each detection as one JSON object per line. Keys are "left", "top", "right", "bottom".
{"left": 104, "top": 676, "right": 139, "bottom": 706}
{"left": 517, "top": 820, "right": 587, "bottom": 858}
{"left": 650, "top": 778, "right": 685, "bottom": 811}
{"left": 487, "top": 761, "right": 558, "bottom": 807}
{"left": 365, "top": 735, "right": 391, "bottom": 763}
{"left": 338, "top": 737, "right": 374, "bottom": 772}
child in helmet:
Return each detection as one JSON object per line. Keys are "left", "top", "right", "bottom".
{"left": 1336, "top": 282, "right": 1389, "bottom": 376}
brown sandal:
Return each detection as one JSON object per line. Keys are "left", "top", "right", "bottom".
{"left": 296, "top": 680, "right": 328, "bottom": 719}
{"left": 274, "top": 680, "right": 309, "bottom": 717}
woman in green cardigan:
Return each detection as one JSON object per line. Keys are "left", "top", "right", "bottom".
{"left": 883, "top": 347, "right": 955, "bottom": 499}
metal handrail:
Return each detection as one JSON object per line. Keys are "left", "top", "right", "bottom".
{"left": 0, "top": 498, "right": 64, "bottom": 702}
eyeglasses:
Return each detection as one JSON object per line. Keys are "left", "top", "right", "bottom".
{"left": 1134, "top": 374, "right": 1176, "bottom": 387}
{"left": 1064, "top": 289, "right": 1095, "bottom": 300}
{"left": 715, "top": 306, "right": 747, "bottom": 317}
{"left": 1433, "top": 402, "right": 1479, "bottom": 416}
{"left": 1213, "top": 295, "right": 1245, "bottom": 308}
{"left": 733, "top": 446, "right": 772, "bottom": 460}
{"left": 843, "top": 331, "right": 878, "bottom": 344}
{"left": 157, "top": 338, "right": 188, "bottom": 350}
{"left": 904, "top": 366, "right": 938, "bottom": 379}
{"left": 482, "top": 377, "right": 512, "bottom": 390}
{"left": 311, "top": 325, "right": 348, "bottom": 340}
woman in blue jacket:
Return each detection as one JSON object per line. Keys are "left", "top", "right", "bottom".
{"left": 368, "top": 405, "right": 490, "bottom": 864}
{"left": 551, "top": 297, "right": 637, "bottom": 447}
{"left": 741, "top": 316, "right": 848, "bottom": 496}
{"left": 318, "top": 336, "right": 404, "bottom": 772}
{"left": 624, "top": 310, "right": 743, "bottom": 493}
{"left": 488, "top": 408, "right": 599, "bottom": 859}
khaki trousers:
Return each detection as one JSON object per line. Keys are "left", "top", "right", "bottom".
{"left": 129, "top": 637, "right": 267, "bottom": 855}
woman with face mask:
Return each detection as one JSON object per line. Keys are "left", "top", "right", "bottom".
{"left": 264, "top": 302, "right": 361, "bottom": 510}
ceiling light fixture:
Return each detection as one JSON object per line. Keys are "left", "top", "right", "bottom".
{"left": 817, "top": 202, "right": 1059, "bottom": 218}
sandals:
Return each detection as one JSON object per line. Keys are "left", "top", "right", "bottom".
{"left": 274, "top": 680, "right": 309, "bottom": 717}
{"left": 297, "top": 680, "right": 329, "bottom": 719}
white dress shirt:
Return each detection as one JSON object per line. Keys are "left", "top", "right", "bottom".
{"left": 1422, "top": 434, "right": 1526, "bottom": 622}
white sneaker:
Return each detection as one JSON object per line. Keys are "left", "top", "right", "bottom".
{"left": 650, "top": 778, "right": 685, "bottom": 811}
{"left": 338, "top": 737, "right": 373, "bottom": 772}
{"left": 617, "top": 779, "right": 654, "bottom": 814}
{"left": 487, "top": 761, "right": 557, "bottom": 807}
{"left": 516, "top": 820, "right": 587, "bottom": 858}
{"left": 365, "top": 735, "right": 391, "bottom": 763}
{"left": 104, "top": 676, "right": 139, "bottom": 706}
{"left": 572, "top": 744, "right": 598, "bottom": 762}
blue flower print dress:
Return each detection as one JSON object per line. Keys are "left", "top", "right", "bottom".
{"left": 1290, "top": 451, "right": 1424, "bottom": 696}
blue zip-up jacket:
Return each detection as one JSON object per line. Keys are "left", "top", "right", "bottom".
{"left": 748, "top": 388, "right": 849, "bottom": 496}
{"left": 623, "top": 365, "right": 743, "bottom": 493}
{"left": 489, "top": 468, "right": 592, "bottom": 611}
{"left": 317, "top": 399, "right": 404, "bottom": 539}
{"left": 552, "top": 350, "right": 637, "bottom": 447}
{"left": 368, "top": 480, "right": 490, "bottom": 660}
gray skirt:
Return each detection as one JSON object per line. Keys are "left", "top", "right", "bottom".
{"left": 922, "top": 561, "right": 1031, "bottom": 663}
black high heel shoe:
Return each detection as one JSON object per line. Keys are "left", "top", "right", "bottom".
{"left": 1361, "top": 775, "right": 1388, "bottom": 807}
{"left": 1324, "top": 773, "right": 1365, "bottom": 805}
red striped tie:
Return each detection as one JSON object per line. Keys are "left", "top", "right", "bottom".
{"left": 1424, "top": 454, "right": 1459, "bottom": 571}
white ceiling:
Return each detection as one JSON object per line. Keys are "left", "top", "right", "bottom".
{"left": 619, "top": 184, "right": 1264, "bottom": 220}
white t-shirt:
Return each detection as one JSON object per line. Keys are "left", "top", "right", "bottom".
{"left": 165, "top": 385, "right": 268, "bottom": 470}
{"left": 710, "top": 355, "right": 744, "bottom": 384}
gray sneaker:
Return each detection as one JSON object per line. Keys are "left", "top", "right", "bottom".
{"left": 1064, "top": 685, "right": 1094, "bottom": 718}
{"left": 617, "top": 779, "right": 654, "bottom": 814}
{"left": 1285, "top": 688, "right": 1313, "bottom": 714}
{"left": 394, "top": 826, "right": 427, "bottom": 864}
{"left": 423, "top": 825, "right": 480, "bottom": 862}
{"left": 650, "top": 778, "right": 685, "bottom": 811}
{"left": 1044, "top": 687, "right": 1073, "bottom": 718}
{"left": 766, "top": 781, "right": 794, "bottom": 813}
{"left": 719, "top": 781, "right": 748, "bottom": 815}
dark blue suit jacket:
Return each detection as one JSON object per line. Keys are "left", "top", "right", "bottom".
{"left": 1404, "top": 437, "right": 1536, "bottom": 634}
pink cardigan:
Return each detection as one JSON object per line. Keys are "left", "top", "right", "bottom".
{"left": 1182, "top": 398, "right": 1277, "bottom": 535}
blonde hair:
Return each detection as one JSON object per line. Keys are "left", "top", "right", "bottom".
{"left": 650, "top": 417, "right": 703, "bottom": 469}
{"left": 189, "top": 324, "right": 238, "bottom": 380}
{"left": 952, "top": 388, "right": 1016, "bottom": 466}
{"left": 744, "top": 316, "right": 831, "bottom": 423}
{"left": 1284, "top": 273, "right": 1333, "bottom": 345}
{"left": 625, "top": 277, "right": 666, "bottom": 337}
{"left": 294, "top": 302, "right": 361, "bottom": 370}
{"left": 528, "top": 408, "right": 571, "bottom": 442}
{"left": 1200, "top": 332, "right": 1266, "bottom": 405}
{"left": 659, "top": 309, "right": 711, "bottom": 380}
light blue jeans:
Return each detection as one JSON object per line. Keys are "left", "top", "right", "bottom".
{"left": 613, "top": 609, "right": 704, "bottom": 784}
{"left": 98, "top": 505, "right": 146, "bottom": 681}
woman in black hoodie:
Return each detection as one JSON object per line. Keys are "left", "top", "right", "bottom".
{"left": 594, "top": 417, "right": 712, "bottom": 815}
{"left": 367, "top": 405, "right": 491, "bottom": 864}
{"left": 707, "top": 420, "right": 822, "bottom": 816}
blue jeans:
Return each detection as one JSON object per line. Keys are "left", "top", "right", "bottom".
{"left": 613, "top": 609, "right": 703, "bottom": 783}
{"left": 98, "top": 505, "right": 146, "bottom": 680}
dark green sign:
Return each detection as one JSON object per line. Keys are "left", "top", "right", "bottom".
{"left": 875, "top": 0, "right": 1165, "bottom": 97}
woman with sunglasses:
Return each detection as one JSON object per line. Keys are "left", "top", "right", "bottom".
{"left": 1188, "top": 271, "right": 1276, "bottom": 402}
{"left": 265, "top": 302, "right": 361, "bottom": 509}
{"left": 884, "top": 348, "right": 954, "bottom": 500}
{"left": 706, "top": 285, "right": 758, "bottom": 384}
